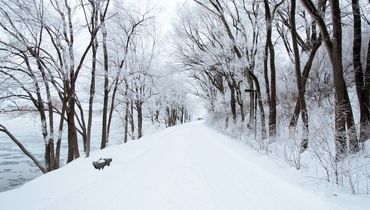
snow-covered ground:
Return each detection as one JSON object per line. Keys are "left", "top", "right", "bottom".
{"left": 0, "top": 121, "right": 368, "bottom": 210}
{"left": 0, "top": 112, "right": 164, "bottom": 192}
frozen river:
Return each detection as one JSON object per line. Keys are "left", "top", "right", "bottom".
{"left": 0, "top": 114, "right": 45, "bottom": 192}
{"left": 0, "top": 138, "right": 43, "bottom": 192}
{"left": 0, "top": 114, "right": 90, "bottom": 192}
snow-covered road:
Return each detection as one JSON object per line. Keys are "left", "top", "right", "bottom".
{"left": 0, "top": 122, "right": 356, "bottom": 210}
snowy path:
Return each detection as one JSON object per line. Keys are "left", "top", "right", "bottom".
{"left": 0, "top": 122, "right": 353, "bottom": 210}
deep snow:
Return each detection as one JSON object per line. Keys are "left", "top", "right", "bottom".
{"left": 0, "top": 121, "right": 368, "bottom": 210}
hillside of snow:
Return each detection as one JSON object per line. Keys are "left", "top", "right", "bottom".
{"left": 0, "top": 121, "right": 368, "bottom": 210}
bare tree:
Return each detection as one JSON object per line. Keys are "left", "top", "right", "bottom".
{"left": 100, "top": 0, "right": 111, "bottom": 149}
{"left": 128, "top": 34, "right": 158, "bottom": 138}
{"left": 301, "top": 0, "right": 358, "bottom": 158}
{"left": 351, "top": 0, "right": 370, "bottom": 142}
{"left": 289, "top": 0, "right": 309, "bottom": 152}
{"left": 263, "top": 0, "right": 283, "bottom": 138}
{"left": 100, "top": 3, "right": 154, "bottom": 147}
{"left": 81, "top": 0, "right": 103, "bottom": 157}
{"left": 0, "top": 0, "right": 63, "bottom": 171}
{"left": 192, "top": 0, "right": 267, "bottom": 138}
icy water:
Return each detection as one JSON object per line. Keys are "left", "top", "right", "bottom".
{"left": 0, "top": 114, "right": 71, "bottom": 193}
{"left": 0, "top": 121, "right": 45, "bottom": 192}
{"left": 0, "top": 141, "right": 43, "bottom": 192}
{"left": 0, "top": 129, "right": 92, "bottom": 192}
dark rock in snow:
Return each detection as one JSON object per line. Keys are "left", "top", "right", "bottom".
{"left": 92, "top": 158, "right": 112, "bottom": 170}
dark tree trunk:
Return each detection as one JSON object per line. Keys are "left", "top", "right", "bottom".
{"left": 264, "top": 0, "right": 277, "bottom": 137}
{"left": 130, "top": 100, "right": 135, "bottom": 139}
{"left": 352, "top": 0, "right": 363, "bottom": 102}
{"left": 124, "top": 104, "right": 129, "bottom": 143}
{"left": 181, "top": 106, "right": 185, "bottom": 124}
{"left": 137, "top": 103, "right": 143, "bottom": 138}
{"left": 86, "top": 53, "right": 95, "bottom": 156}
{"left": 86, "top": 2, "right": 99, "bottom": 157}
{"left": 86, "top": 40, "right": 97, "bottom": 156}
{"left": 107, "top": 79, "right": 119, "bottom": 143}
{"left": 289, "top": 37, "right": 322, "bottom": 128}
{"left": 227, "top": 79, "right": 237, "bottom": 122}
{"left": 247, "top": 71, "right": 267, "bottom": 139}
{"left": 47, "top": 141, "right": 55, "bottom": 171}
{"left": 352, "top": 0, "right": 370, "bottom": 142}
{"left": 301, "top": 0, "right": 358, "bottom": 158}
{"left": 67, "top": 92, "right": 79, "bottom": 163}
{"left": 55, "top": 101, "right": 66, "bottom": 168}
{"left": 264, "top": 43, "right": 271, "bottom": 107}
{"left": 124, "top": 83, "right": 129, "bottom": 143}
{"left": 362, "top": 39, "right": 370, "bottom": 142}
{"left": 233, "top": 78, "right": 245, "bottom": 122}
{"left": 101, "top": 22, "right": 109, "bottom": 149}
{"left": 330, "top": 0, "right": 358, "bottom": 157}
{"left": 247, "top": 76, "right": 255, "bottom": 126}
{"left": 165, "top": 107, "right": 170, "bottom": 127}
{"left": 290, "top": 0, "right": 309, "bottom": 152}
{"left": 44, "top": 76, "right": 55, "bottom": 171}
{"left": 268, "top": 38, "right": 277, "bottom": 137}
{"left": 76, "top": 101, "right": 87, "bottom": 153}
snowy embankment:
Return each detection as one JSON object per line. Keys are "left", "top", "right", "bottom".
{"left": 0, "top": 113, "right": 163, "bottom": 192}
{"left": 0, "top": 121, "right": 368, "bottom": 210}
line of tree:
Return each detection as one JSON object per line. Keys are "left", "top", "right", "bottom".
{"left": 174, "top": 0, "right": 370, "bottom": 160}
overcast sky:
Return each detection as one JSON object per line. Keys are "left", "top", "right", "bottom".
{"left": 156, "top": 0, "right": 187, "bottom": 35}
{"left": 155, "top": 0, "right": 205, "bottom": 117}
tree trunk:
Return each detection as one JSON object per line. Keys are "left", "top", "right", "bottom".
{"left": 55, "top": 100, "right": 66, "bottom": 168}
{"left": 301, "top": 0, "right": 359, "bottom": 158}
{"left": 233, "top": 79, "right": 245, "bottom": 122}
{"left": 227, "top": 79, "right": 237, "bottom": 122}
{"left": 268, "top": 39, "right": 277, "bottom": 138}
{"left": 130, "top": 100, "right": 135, "bottom": 139}
{"left": 352, "top": 0, "right": 363, "bottom": 103}
{"left": 86, "top": 39, "right": 98, "bottom": 157}
{"left": 137, "top": 103, "right": 143, "bottom": 138}
{"left": 290, "top": 0, "right": 309, "bottom": 152}
{"left": 361, "top": 39, "right": 370, "bottom": 142}
{"left": 247, "top": 76, "right": 255, "bottom": 126}
{"left": 86, "top": 2, "right": 99, "bottom": 157}
{"left": 67, "top": 92, "right": 80, "bottom": 163}
{"left": 247, "top": 70, "right": 267, "bottom": 139}
{"left": 330, "top": 0, "right": 358, "bottom": 157}
{"left": 264, "top": 41, "right": 271, "bottom": 106}
{"left": 107, "top": 79, "right": 119, "bottom": 144}
{"left": 352, "top": 0, "right": 370, "bottom": 142}
{"left": 101, "top": 21, "right": 109, "bottom": 149}
{"left": 124, "top": 104, "right": 129, "bottom": 143}
{"left": 124, "top": 83, "right": 129, "bottom": 143}
{"left": 264, "top": 0, "right": 277, "bottom": 137}
{"left": 76, "top": 101, "right": 87, "bottom": 153}
{"left": 289, "top": 37, "right": 322, "bottom": 128}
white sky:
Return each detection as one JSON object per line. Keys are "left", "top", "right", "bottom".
{"left": 156, "top": 0, "right": 187, "bottom": 35}
{"left": 155, "top": 0, "right": 205, "bottom": 115}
